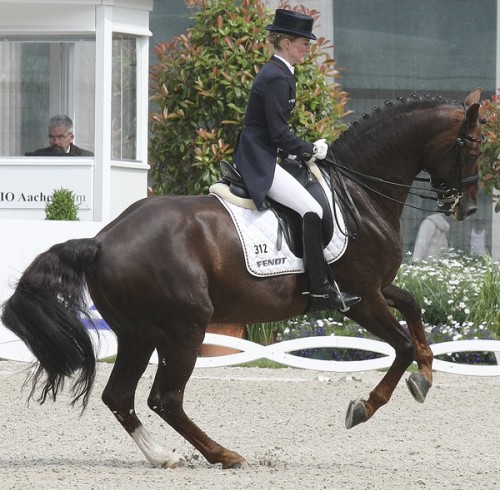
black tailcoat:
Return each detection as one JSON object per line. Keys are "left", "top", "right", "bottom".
{"left": 32, "top": 143, "right": 93, "bottom": 156}
{"left": 233, "top": 55, "right": 314, "bottom": 209}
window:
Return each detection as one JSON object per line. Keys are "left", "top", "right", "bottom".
{"left": 112, "top": 34, "right": 137, "bottom": 160}
{"left": 0, "top": 37, "right": 95, "bottom": 156}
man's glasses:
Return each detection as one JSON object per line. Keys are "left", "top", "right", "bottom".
{"left": 48, "top": 133, "right": 71, "bottom": 141}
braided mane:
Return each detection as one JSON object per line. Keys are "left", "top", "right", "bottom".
{"left": 333, "top": 93, "right": 458, "bottom": 149}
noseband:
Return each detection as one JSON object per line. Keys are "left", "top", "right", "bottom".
{"left": 428, "top": 114, "right": 483, "bottom": 214}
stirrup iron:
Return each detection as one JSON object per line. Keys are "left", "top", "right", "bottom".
{"left": 331, "top": 279, "right": 350, "bottom": 312}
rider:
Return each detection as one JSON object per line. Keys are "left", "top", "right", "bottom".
{"left": 233, "top": 9, "right": 360, "bottom": 311}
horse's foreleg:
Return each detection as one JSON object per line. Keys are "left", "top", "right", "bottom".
{"left": 149, "top": 344, "right": 247, "bottom": 469}
{"left": 101, "top": 334, "right": 184, "bottom": 468}
{"left": 344, "top": 299, "right": 417, "bottom": 429}
{"left": 382, "top": 284, "right": 433, "bottom": 402}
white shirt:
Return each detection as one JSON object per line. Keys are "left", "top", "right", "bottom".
{"left": 274, "top": 54, "right": 294, "bottom": 74}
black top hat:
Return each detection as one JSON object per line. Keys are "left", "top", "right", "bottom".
{"left": 265, "top": 9, "right": 317, "bottom": 41}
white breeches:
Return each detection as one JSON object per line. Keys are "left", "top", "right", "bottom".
{"left": 267, "top": 163, "right": 323, "bottom": 218}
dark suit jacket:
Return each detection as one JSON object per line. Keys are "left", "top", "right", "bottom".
{"left": 233, "top": 56, "right": 314, "bottom": 209}
{"left": 32, "top": 143, "right": 93, "bottom": 156}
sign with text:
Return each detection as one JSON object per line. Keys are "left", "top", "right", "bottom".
{"left": 0, "top": 162, "right": 93, "bottom": 210}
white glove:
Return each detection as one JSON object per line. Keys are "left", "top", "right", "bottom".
{"left": 312, "top": 138, "right": 328, "bottom": 160}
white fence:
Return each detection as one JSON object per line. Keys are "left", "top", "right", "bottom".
{"left": 1, "top": 328, "right": 499, "bottom": 377}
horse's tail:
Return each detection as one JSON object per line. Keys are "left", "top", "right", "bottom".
{"left": 1, "top": 238, "right": 100, "bottom": 409}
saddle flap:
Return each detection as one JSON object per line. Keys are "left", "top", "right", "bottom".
{"left": 214, "top": 158, "right": 334, "bottom": 257}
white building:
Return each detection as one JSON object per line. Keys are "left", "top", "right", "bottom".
{"left": 0, "top": 0, "right": 153, "bottom": 316}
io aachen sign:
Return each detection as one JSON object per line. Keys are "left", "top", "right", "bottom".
{"left": 0, "top": 161, "right": 92, "bottom": 210}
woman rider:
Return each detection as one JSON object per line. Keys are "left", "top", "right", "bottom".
{"left": 233, "top": 9, "right": 360, "bottom": 311}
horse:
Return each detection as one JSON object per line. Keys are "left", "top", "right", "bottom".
{"left": 1, "top": 88, "right": 484, "bottom": 469}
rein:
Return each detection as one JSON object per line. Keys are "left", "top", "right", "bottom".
{"left": 320, "top": 154, "right": 439, "bottom": 239}
{"left": 323, "top": 155, "right": 437, "bottom": 209}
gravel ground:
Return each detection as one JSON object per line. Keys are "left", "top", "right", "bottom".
{"left": 0, "top": 361, "right": 498, "bottom": 490}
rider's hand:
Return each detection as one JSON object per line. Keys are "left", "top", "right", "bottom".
{"left": 312, "top": 139, "right": 328, "bottom": 160}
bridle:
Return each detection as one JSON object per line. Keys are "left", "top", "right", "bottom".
{"left": 427, "top": 113, "right": 484, "bottom": 214}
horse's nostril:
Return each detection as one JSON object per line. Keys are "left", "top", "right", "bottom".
{"left": 465, "top": 207, "right": 477, "bottom": 218}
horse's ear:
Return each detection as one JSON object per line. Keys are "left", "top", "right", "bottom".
{"left": 464, "top": 87, "right": 482, "bottom": 106}
{"left": 465, "top": 103, "right": 480, "bottom": 129}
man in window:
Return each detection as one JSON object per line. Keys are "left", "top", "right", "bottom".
{"left": 31, "top": 115, "right": 93, "bottom": 156}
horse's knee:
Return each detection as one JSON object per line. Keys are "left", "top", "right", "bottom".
{"left": 404, "top": 297, "right": 422, "bottom": 319}
{"left": 384, "top": 286, "right": 422, "bottom": 319}
{"left": 396, "top": 339, "right": 416, "bottom": 366}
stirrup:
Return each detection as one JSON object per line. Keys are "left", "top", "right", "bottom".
{"left": 331, "top": 280, "right": 351, "bottom": 312}
{"left": 304, "top": 284, "right": 361, "bottom": 313}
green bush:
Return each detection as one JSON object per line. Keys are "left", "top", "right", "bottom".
{"left": 45, "top": 187, "right": 80, "bottom": 221}
{"left": 149, "top": 0, "right": 349, "bottom": 195}
{"left": 479, "top": 94, "right": 500, "bottom": 211}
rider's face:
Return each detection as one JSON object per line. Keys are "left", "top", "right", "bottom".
{"left": 283, "top": 36, "right": 311, "bottom": 65}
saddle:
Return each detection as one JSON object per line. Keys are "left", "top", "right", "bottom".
{"left": 217, "top": 159, "right": 334, "bottom": 258}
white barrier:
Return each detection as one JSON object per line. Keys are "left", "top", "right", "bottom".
{"left": 1, "top": 328, "right": 499, "bottom": 377}
{"left": 2, "top": 219, "right": 497, "bottom": 377}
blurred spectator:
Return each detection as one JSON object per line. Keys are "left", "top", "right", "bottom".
{"left": 469, "top": 220, "right": 487, "bottom": 256}
{"left": 412, "top": 213, "right": 450, "bottom": 262}
{"left": 30, "top": 115, "right": 93, "bottom": 156}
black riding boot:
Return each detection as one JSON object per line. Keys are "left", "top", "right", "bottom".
{"left": 302, "top": 212, "right": 361, "bottom": 312}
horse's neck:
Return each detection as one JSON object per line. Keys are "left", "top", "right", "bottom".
{"left": 337, "top": 110, "right": 445, "bottom": 194}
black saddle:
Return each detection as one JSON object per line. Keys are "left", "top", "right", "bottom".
{"left": 218, "top": 160, "right": 334, "bottom": 258}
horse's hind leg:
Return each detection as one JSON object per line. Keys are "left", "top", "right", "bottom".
{"left": 101, "top": 332, "right": 184, "bottom": 468}
{"left": 149, "top": 343, "right": 247, "bottom": 469}
{"left": 383, "top": 284, "right": 433, "bottom": 403}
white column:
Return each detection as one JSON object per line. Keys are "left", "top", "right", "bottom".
{"left": 94, "top": 6, "right": 113, "bottom": 222}
{"left": 136, "top": 35, "right": 149, "bottom": 167}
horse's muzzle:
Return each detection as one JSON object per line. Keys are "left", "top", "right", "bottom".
{"left": 453, "top": 195, "right": 477, "bottom": 222}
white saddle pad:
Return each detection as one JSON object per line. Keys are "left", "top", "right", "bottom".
{"left": 210, "top": 188, "right": 348, "bottom": 277}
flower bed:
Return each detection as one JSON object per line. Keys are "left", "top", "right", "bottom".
{"left": 275, "top": 252, "right": 499, "bottom": 365}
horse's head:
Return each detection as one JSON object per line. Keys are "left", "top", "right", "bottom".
{"left": 424, "top": 88, "right": 484, "bottom": 221}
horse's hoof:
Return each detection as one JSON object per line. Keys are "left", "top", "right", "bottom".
{"left": 222, "top": 459, "right": 249, "bottom": 470}
{"left": 159, "top": 454, "right": 186, "bottom": 469}
{"left": 345, "top": 398, "right": 366, "bottom": 429}
{"left": 406, "top": 372, "right": 431, "bottom": 403}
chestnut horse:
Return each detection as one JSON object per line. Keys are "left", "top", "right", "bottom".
{"left": 1, "top": 89, "right": 483, "bottom": 469}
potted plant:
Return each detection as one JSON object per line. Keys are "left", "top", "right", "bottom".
{"left": 45, "top": 187, "right": 80, "bottom": 221}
